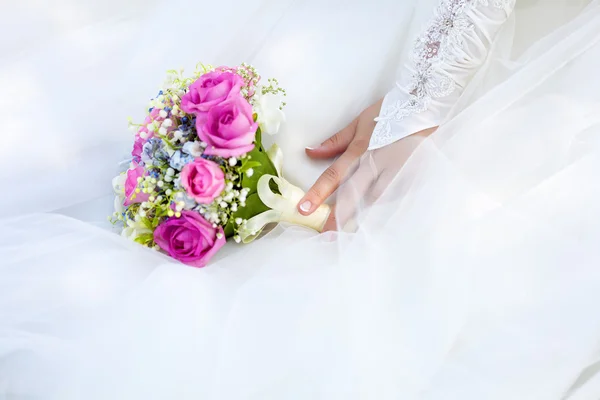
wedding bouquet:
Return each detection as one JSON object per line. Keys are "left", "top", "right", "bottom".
{"left": 111, "top": 64, "right": 330, "bottom": 267}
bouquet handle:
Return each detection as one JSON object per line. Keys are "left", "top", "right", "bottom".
{"left": 240, "top": 175, "right": 331, "bottom": 243}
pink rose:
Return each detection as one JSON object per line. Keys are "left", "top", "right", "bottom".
{"left": 123, "top": 164, "right": 149, "bottom": 206}
{"left": 199, "top": 96, "right": 258, "bottom": 158}
{"left": 181, "top": 71, "right": 244, "bottom": 119}
{"left": 180, "top": 158, "right": 225, "bottom": 204}
{"left": 154, "top": 211, "right": 225, "bottom": 268}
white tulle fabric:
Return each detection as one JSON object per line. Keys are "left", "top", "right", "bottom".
{"left": 2, "top": 0, "right": 600, "bottom": 399}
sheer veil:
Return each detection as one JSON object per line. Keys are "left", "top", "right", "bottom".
{"left": 2, "top": 1, "right": 600, "bottom": 399}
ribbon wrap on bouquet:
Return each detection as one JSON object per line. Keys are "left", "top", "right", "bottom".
{"left": 239, "top": 144, "right": 331, "bottom": 243}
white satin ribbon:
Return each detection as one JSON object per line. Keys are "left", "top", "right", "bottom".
{"left": 240, "top": 144, "right": 331, "bottom": 243}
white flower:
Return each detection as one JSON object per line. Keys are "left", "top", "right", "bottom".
{"left": 121, "top": 218, "right": 152, "bottom": 240}
{"left": 113, "top": 196, "right": 125, "bottom": 215}
{"left": 254, "top": 91, "right": 286, "bottom": 135}
{"left": 112, "top": 174, "right": 127, "bottom": 213}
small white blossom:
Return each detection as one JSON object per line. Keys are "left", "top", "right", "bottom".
{"left": 233, "top": 235, "right": 241, "bottom": 244}
{"left": 228, "top": 157, "right": 237, "bottom": 166}
{"left": 246, "top": 168, "right": 254, "bottom": 177}
{"left": 162, "top": 119, "right": 173, "bottom": 128}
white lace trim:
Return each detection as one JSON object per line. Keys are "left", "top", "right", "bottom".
{"left": 371, "top": 0, "right": 514, "bottom": 148}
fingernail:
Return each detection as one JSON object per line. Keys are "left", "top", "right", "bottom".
{"left": 299, "top": 200, "right": 312, "bottom": 213}
{"left": 305, "top": 146, "right": 316, "bottom": 151}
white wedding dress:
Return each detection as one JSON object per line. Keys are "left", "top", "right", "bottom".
{"left": 2, "top": 0, "right": 600, "bottom": 399}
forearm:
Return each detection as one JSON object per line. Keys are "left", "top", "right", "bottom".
{"left": 369, "top": 0, "right": 516, "bottom": 150}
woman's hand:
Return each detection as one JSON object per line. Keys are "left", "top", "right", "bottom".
{"left": 297, "top": 99, "right": 437, "bottom": 231}
{"left": 296, "top": 99, "right": 383, "bottom": 218}
{"left": 332, "top": 126, "right": 436, "bottom": 231}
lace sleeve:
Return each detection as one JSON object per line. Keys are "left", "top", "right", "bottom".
{"left": 368, "top": 0, "right": 516, "bottom": 150}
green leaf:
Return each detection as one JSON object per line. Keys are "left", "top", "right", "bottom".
{"left": 134, "top": 233, "right": 154, "bottom": 246}
{"left": 239, "top": 160, "right": 261, "bottom": 173}
{"left": 241, "top": 129, "right": 278, "bottom": 196}
{"left": 141, "top": 217, "right": 154, "bottom": 230}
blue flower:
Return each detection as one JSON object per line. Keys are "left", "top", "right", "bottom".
{"left": 141, "top": 138, "right": 167, "bottom": 165}
{"left": 169, "top": 150, "right": 194, "bottom": 171}
{"left": 181, "top": 141, "right": 204, "bottom": 157}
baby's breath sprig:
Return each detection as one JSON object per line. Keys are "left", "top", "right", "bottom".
{"left": 261, "top": 78, "right": 287, "bottom": 109}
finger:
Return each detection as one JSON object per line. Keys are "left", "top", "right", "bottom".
{"left": 298, "top": 143, "right": 364, "bottom": 215}
{"left": 335, "top": 156, "right": 378, "bottom": 229}
{"left": 305, "top": 118, "right": 358, "bottom": 159}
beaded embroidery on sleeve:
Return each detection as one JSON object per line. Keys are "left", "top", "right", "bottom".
{"left": 370, "top": 0, "right": 515, "bottom": 148}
